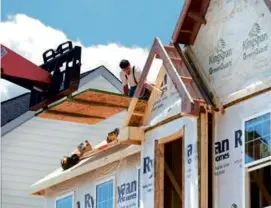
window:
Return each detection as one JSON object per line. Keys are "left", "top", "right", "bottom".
{"left": 56, "top": 192, "right": 74, "bottom": 208}
{"left": 96, "top": 179, "right": 114, "bottom": 208}
{"left": 245, "top": 112, "right": 271, "bottom": 164}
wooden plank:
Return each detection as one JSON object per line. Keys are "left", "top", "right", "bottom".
{"left": 132, "top": 112, "right": 145, "bottom": 117}
{"left": 187, "top": 12, "right": 207, "bottom": 24}
{"left": 158, "top": 130, "right": 183, "bottom": 145}
{"left": 120, "top": 140, "right": 141, "bottom": 145}
{"left": 142, "top": 66, "right": 165, "bottom": 124}
{"left": 124, "top": 98, "right": 139, "bottom": 125}
{"left": 200, "top": 112, "right": 208, "bottom": 208}
{"left": 180, "top": 30, "right": 193, "bottom": 33}
{"left": 155, "top": 141, "right": 164, "bottom": 208}
{"left": 117, "top": 126, "right": 144, "bottom": 143}
{"left": 133, "top": 39, "right": 159, "bottom": 99}
{"left": 180, "top": 76, "right": 193, "bottom": 83}
{"left": 164, "top": 162, "right": 183, "bottom": 203}
{"left": 244, "top": 169, "right": 251, "bottom": 208}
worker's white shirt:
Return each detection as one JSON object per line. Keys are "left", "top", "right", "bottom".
{"left": 120, "top": 66, "right": 142, "bottom": 87}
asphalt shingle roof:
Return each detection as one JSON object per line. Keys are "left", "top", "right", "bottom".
{"left": 1, "top": 92, "right": 31, "bottom": 126}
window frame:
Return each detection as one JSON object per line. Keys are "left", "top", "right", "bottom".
{"left": 242, "top": 108, "right": 271, "bottom": 208}
{"left": 55, "top": 191, "right": 75, "bottom": 208}
{"left": 242, "top": 108, "right": 271, "bottom": 168}
{"left": 94, "top": 175, "right": 116, "bottom": 208}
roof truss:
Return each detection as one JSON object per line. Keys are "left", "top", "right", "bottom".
{"left": 124, "top": 37, "right": 205, "bottom": 128}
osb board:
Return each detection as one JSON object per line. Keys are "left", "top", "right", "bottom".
{"left": 129, "top": 115, "right": 143, "bottom": 127}
{"left": 38, "top": 89, "right": 147, "bottom": 125}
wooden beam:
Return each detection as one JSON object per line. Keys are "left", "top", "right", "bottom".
{"left": 124, "top": 98, "right": 138, "bottom": 126}
{"left": 155, "top": 141, "right": 165, "bottom": 208}
{"left": 180, "top": 30, "right": 193, "bottom": 33}
{"left": 142, "top": 66, "right": 165, "bottom": 124}
{"left": 244, "top": 169, "right": 251, "bottom": 208}
{"left": 134, "top": 39, "right": 159, "bottom": 99}
{"left": 132, "top": 112, "right": 145, "bottom": 117}
{"left": 45, "top": 109, "right": 105, "bottom": 119}
{"left": 187, "top": 12, "right": 206, "bottom": 24}
{"left": 164, "top": 162, "right": 183, "bottom": 203}
{"left": 67, "top": 98, "right": 128, "bottom": 109}
{"left": 121, "top": 140, "right": 141, "bottom": 145}
{"left": 118, "top": 126, "right": 144, "bottom": 143}
{"left": 158, "top": 129, "right": 183, "bottom": 145}
{"left": 200, "top": 112, "right": 208, "bottom": 208}
{"left": 123, "top": 38, "right": 159, "bottom": 126}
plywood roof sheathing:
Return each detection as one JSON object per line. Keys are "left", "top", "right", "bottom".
{"left": 37, "top": 89, "right": 147, "bottom": 125}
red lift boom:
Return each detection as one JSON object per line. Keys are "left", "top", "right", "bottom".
{"left": 1, "top": 41, "right": 82, "bottom": 111}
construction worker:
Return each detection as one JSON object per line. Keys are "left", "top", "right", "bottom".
{"left": 119, "top": 59, "right": 142, "bottom": 97}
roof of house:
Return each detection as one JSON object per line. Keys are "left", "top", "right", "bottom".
{"left": 37, "top": 89, "right": 147, "bottom": 125}
{"left": 1, "top": 65, "right": 122, "bottom": 128}
{"left": 1, "top": 92, "right": 31, "bottom": 127}
{"left": 30, "top": 142, "right": 141, "bottom": 195}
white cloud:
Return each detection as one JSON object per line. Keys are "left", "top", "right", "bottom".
{"left": 0, "top": 14, "right": 162, "bottom": 101}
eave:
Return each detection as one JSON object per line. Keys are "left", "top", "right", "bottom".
{"left": 172, "top": 0, "right": 210, "bottom": 45}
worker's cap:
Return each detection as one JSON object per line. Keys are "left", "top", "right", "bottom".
{"left": 119, "top": 59, "right": 130, "bottom": 69}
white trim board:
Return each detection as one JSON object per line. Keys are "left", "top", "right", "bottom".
{"left": 30, "top": 145, "right": 141, "bottom": 195}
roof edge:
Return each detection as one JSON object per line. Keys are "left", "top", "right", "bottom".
{"left": 1, "top": 92, "right": 30, "bottom": 104}
{"left": 30, "top": 145, "right": 141, "bottom": 195}
{"left": 172, "top": 0, "right": 210, "bottom": 45}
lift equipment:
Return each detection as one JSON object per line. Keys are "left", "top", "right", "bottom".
{"left": 1, "top": 41, "right": 82, "bottom": 111}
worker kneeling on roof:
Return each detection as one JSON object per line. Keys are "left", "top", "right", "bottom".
{"left": 119, "top": 59, "right": 150, "bottom": 98}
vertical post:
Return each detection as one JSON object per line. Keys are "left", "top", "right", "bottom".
{"left": 155, "top": 140, "right": 164, "bottom": 208}
{"left": 200, "top": 111, "right": 208, "bottom": 207}
{"left": 244, "top": 168, "right": 251, "bottom": 208}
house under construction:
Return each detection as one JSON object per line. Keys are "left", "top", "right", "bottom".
{"left": 30, "top": 0, "right": 271, "bottom": 208}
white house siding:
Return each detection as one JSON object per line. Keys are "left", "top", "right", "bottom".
{"left": 213, "top": 90, "right": 271, "bottom": 208}
{"left": 1, "top": 111, "right": 127, "bottom": 208}
{"left": 45, "top": 153, "right": 140, "bottom": 208}
{"left": 76, "top": 75, "right": 121, "bottom": 94}
{"left": 191, "top": 0, "right": 271, "bottom": 105}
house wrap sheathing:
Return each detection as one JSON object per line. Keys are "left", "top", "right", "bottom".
{"left": 30, "top": 0, "right": 271, "bottom": 208}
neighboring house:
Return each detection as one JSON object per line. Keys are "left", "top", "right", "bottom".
{"left": 31, "top": 0, "right": 271, "bottom": 208}
{"left": 1, "top": 65, "right": 127, "bottom": 208}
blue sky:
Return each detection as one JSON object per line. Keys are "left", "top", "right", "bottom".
{"left": 2, "top": 0, "right": 184, "bottom": 48}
